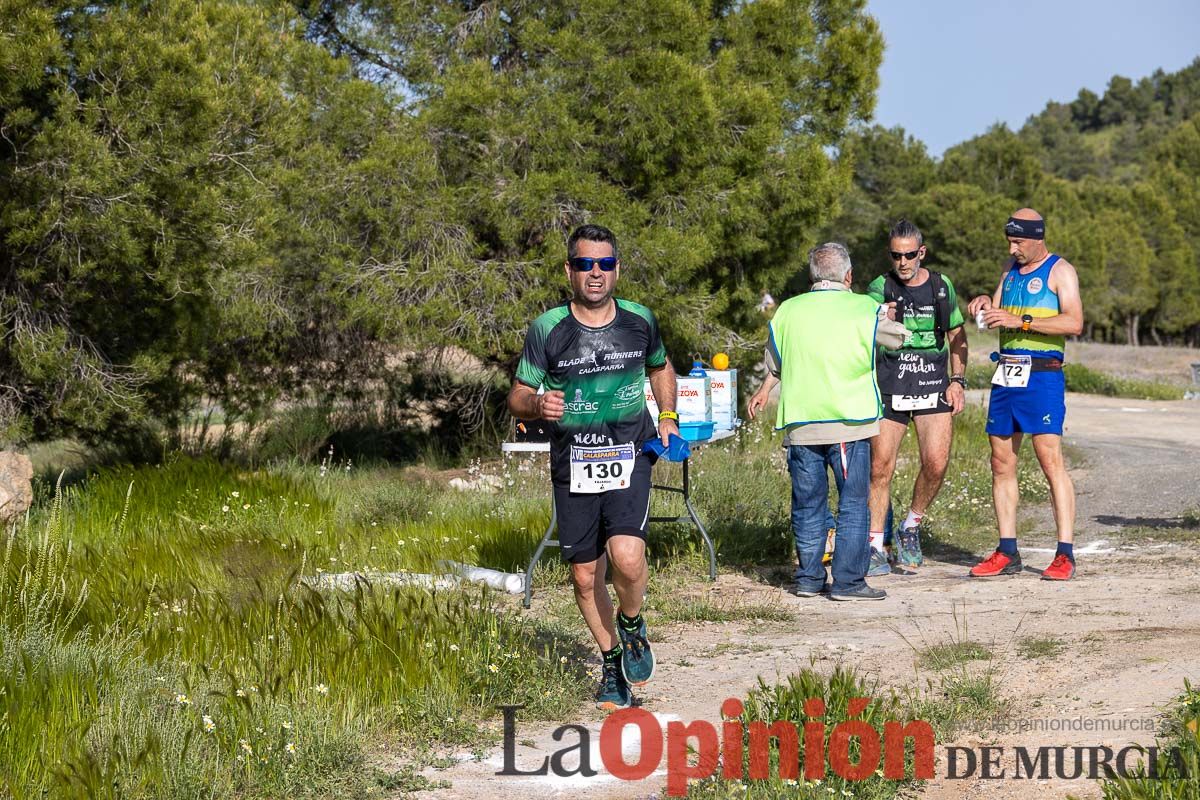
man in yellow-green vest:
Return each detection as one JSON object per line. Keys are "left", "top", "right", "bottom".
{"left": 748, "top": 243, "right": 907, "bottom": 600}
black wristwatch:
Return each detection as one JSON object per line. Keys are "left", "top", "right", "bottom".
{"left": 1021, "top": 313, "right": 1033, "bottom": 332}
{"left": 949, "top": 375, "right": 967, "bottom": 388}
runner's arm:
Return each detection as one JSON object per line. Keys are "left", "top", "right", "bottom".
{"left": 948, "top": 325, "right": 967, "bottom": 377}
{"left": 945, "top": 325, "right": 968, "bottom": 415}
{"left": 507, "top": 382, "right": 564, "bottom": 421}
{"left": 1037, "top": 259, "right": 1084, "bottom": 336}
{"left": 646, "top": 359, "right": 678, "bottom": 446}
{"left": 646, "top": 359, "right": 677, "bottom": 415}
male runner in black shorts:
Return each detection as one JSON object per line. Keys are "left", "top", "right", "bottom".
{"left": 866, "top": 220, "right": 968, "bottom": 573}
{"left": 507, "top": 224, "right": 678, "bottom": 710}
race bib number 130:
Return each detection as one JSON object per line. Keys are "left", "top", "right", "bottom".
{"left": 570, "top": 443, "right": 636, "bottom": 494}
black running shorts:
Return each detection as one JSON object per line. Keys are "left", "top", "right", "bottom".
{"left": 553, "top": 453, "right": 655, "bottom": 563}
{"left": 881, "top": 393, "right": 953, "bottom": 425}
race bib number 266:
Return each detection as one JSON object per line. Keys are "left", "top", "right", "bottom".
{"left": 570, "top": 443, "right": 636, "bottom": 494}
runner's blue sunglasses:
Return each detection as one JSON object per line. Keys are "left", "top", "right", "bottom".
{"left": 569, "top": 256, "right": 618, "bottom": 272}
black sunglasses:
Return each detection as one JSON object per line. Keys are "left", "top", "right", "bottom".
{"left": 569, "top": 256, "right": 618, "bottom": 272}
{"left": 889, "top": 249, "right": 921, "bottom": 261}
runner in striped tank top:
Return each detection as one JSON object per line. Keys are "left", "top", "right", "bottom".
{"left": 966, "top": 209, "right": 1085, "bottom": 582}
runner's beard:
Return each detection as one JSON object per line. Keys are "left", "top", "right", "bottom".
{"left": 574, "top": 282, "right": 614, "bottom": 309}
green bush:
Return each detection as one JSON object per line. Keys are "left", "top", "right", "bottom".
{"left": 688, "top": 666, "right": 924, "bottom": 799}
{"left": 1100, "top": 680, "right": 1200, "bottom": 799}
{"left": 1063, "top": 364, "right": 1184, "bottom": 401}
{"left": 967, "top": 362, "right": 1183, "bottom": 400}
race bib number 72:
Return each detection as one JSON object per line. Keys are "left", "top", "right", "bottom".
{"left": 991, "top": 356, "right": 1031, "bottom": 388}
{"left": 570, "top": 443, "right": 635, "bottom": 494}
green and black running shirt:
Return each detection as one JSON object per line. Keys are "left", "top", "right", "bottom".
{"left": 867, "top": 272, "right": 965, "bottom": 395}
{"left": 515, "top": 299, "right": 667, "bottom": 486}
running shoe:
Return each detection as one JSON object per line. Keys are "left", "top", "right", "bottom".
{"left": 822, "top": 527, "right": 836, "bottom": 565}
{"left": 830, "top": 584, "right": 887, "bottom": 601}
{"left": 1040, "top": 554, "right": 1075, "bottom": 581}
{"left": 596, "top": 662, "right": 631, "bottom": 711}
{"left": 897, "top": 525, "right": 924, "bottom": 567}
{"left": 867, "top": 549, "right": 892, "bottom": 577}
{"left": 969, "top": 550, "right": 1023, "bottom": 577}
{"left": 618, "top": 616, "right": 655, "bottom": 686}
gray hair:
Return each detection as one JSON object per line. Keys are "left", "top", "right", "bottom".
{"left": 889, "top": 218, "right": 923, "bottom": 246}
{"left": 808, "top": 242, "right": 852, "bottom": 282}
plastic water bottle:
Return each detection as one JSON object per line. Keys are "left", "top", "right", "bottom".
{"left": 688, "top": 359, "right": 707, "bottom": 377}
{"left": 976, "top": 309, "right": 988, "bottom": 331}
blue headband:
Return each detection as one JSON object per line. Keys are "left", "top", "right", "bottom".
{"left": 1005, "top": 217, "right": 1044, "bottom": 240}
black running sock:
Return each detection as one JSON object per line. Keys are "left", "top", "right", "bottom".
{"left": 602, "top": 645, "right": 621, "bottom": 666}
{"left": 617, "top": 611, "right": 642, "bottom": 634}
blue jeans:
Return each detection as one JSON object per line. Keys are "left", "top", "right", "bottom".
{"left": 787, "top": 440, "right": 872, "bottom": 594}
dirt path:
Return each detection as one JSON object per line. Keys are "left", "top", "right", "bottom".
{"left": 424, "top": 393, "right": 1200, "bottom": 799}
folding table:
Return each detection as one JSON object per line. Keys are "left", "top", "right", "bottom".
{"left": 503, "top": 429, "right": 734, "bottom": 608}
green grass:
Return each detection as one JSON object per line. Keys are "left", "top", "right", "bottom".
{"left": 1062, "top": 363, "right": 1185, "bottom": 401}
{"left": 687, "top": 666, "right": 926, "bottom": 800}
{"left": 893, "top": 603, "right": 1008, "bottom": 740}
{"left": 919, "top": 641, "right": 992, "bottom": 670}
{"left": 965, "top": 361, "right": 1184, "bottom": 400}
{"left": 1100, "top": 680, "right": 1200, "bottom": 799}
{"left": 913, "top": 668, "right": 1006, "bottom": 742}
{"left": 4, "top": 386, "right": 1080, "bottom": 797}
{"left": 2, "top": 460, "right": 590, "bottom": 799}
{"left": 1016, "top": 636, "right": 1064, "bottom": 660}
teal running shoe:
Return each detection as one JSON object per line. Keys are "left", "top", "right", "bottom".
{"left": 897, "top": 525, "right": 924, "bottom": 567}
{"left": 618, "top": 616, "right": 655, "bottom": 686}
{"left": 596, "top": 662, "right": 631, "bottom": 711}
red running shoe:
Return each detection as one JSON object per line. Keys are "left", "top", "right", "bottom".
{"left": 1041, "top": 554, "right": 1075, "bottom": 581}
{"left": 969, "top": 550, "right": 1023, "bottom": 577}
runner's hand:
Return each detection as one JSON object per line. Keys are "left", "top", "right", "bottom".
{"left": 537, "top": 390, "right": 565, "bottom": 421}
{"left": 967, "top": 295, "right": 993, "bottom": 316}
{"left": 658, "top": 418, "right": 679, "bottom": 448}
{"left": 983, "top": 308, "right": 1021, "bottom": 330}
{"left": 946, "top": 381, "right": 965, "bottom": 416}
{"left": 747, "top": 390, "right": 767, "bottom": 420}
{"left": 883, "top": 301, "right": 898, "bottom": 322}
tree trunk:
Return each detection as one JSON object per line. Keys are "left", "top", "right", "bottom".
{"left": 1149, "top": 327, "right": 1162, "bottom": 346}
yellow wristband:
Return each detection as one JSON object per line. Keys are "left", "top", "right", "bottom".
{"left": 657, "top": 410, "right": 679, "bottom": 422}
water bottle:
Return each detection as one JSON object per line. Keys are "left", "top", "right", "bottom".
{"left": 975, "top": 308, "right": 988, "bottom": 331}
{"left": 688, "top": 359, "right": 707, "bottom": 377}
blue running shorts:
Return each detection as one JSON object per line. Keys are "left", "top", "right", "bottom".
{"left": 986, "top": 370, "right": 1065, "bottom": 436}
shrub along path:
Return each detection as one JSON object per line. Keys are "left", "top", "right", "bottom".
{"left": 420, "top": 392, "right": 1200, "bottom": 800}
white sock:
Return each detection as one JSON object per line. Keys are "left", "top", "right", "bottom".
{"left": 903, "top": 510, "right": 924, "bottom": 530}
{"left": 869, "top": 530, "right": 885, "bottom": 553}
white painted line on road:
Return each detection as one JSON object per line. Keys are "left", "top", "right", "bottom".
{"left": 1023, "top": 540, "right": 1114, "bottom": 555}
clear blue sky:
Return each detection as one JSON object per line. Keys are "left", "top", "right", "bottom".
{"left": 866, "top": 0, "right": 1200, "bottom": 156}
